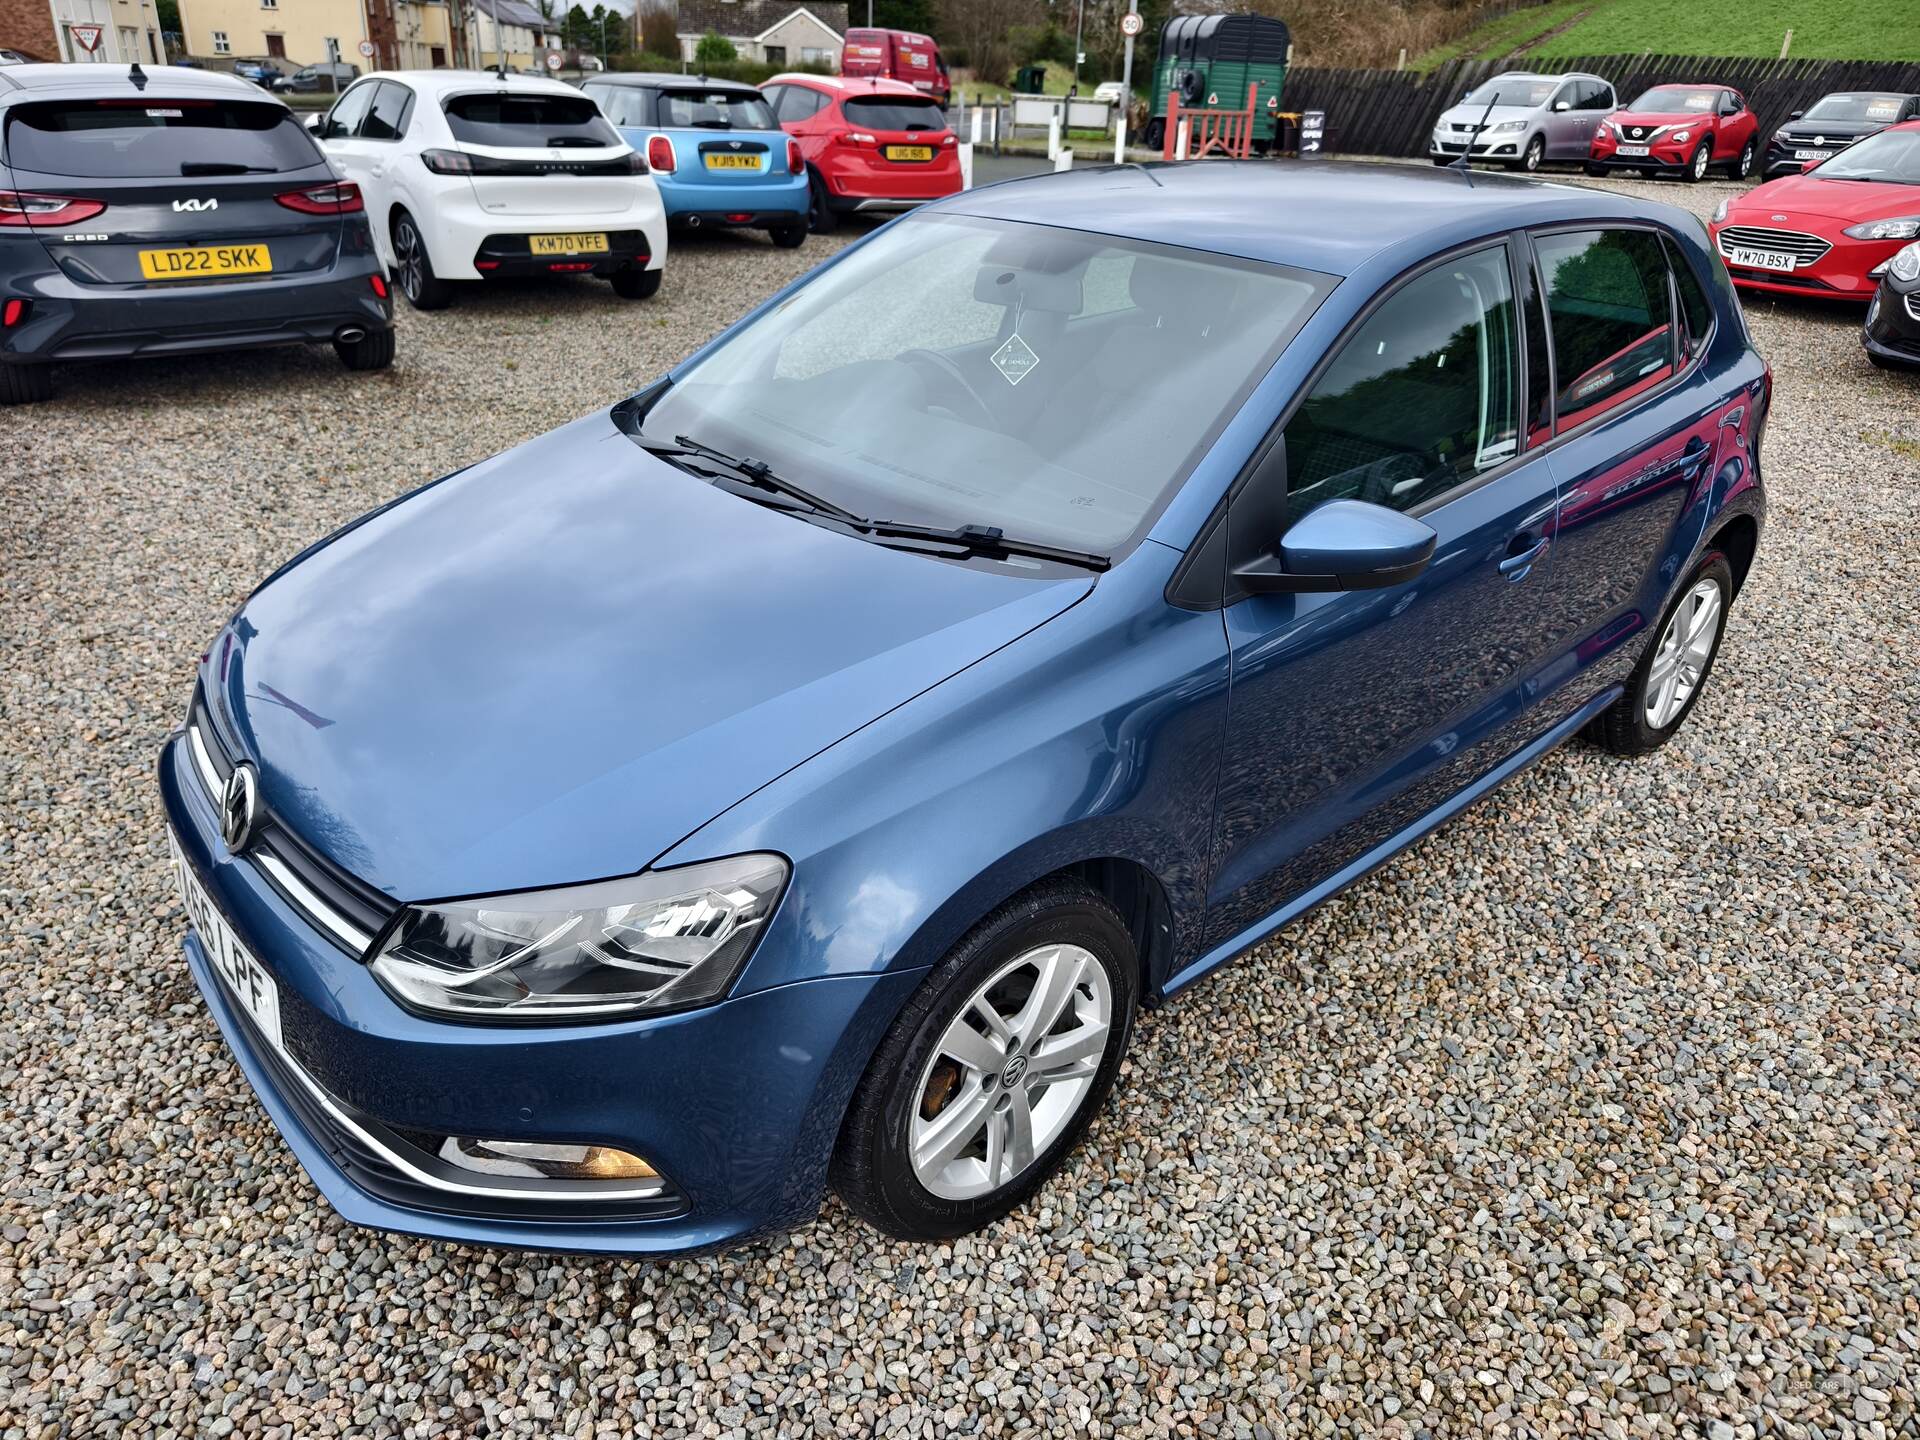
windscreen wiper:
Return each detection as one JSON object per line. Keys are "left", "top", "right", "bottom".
{"left": 637, "top": 433, "right": 863, "bottom": 522}
{"left": 637, "top": 433, "right": 1109, "bottom": 571}
{"left": 181, "top": 162, "right": 275, "bottom": 174}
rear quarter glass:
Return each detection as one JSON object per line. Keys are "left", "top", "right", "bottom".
{"left": 4, "top": 99, "right": 320, "bottom": 178}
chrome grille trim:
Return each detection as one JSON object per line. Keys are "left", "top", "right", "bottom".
{"left": 1718, "top": 226, "right": 1832, "bottom": 264}
{"left": 1906, "top": 291, "right": 1920, "bottom": 323}
{"left": 185, "top": 722, "right": 374, "bottom": 957}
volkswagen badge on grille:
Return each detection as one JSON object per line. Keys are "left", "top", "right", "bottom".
{"left": 220, "top": 763, "right": 259, "bottom": 852}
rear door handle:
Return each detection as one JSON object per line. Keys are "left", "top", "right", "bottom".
{"left": 1498, "top": 535, "right": 1550, "bottom": 579}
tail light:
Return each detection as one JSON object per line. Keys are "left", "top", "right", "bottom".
{"left": 2, "top": 298, "right": 26, "bottom": 328}
{"left": 647, "top": 135, "right": 676, "bottom": 173}
{"left": 0, "top": 191, "right": 107, "bottom": 227}
{"left": 369, "top": 273, "right": 388, "bottom": 300}
{"left": 835, "top": 131, "right": 878, "bottom": 148}
{"left": 787, "top": 137, "right": 804, "bottom": 174}
{"left": 276, "top": 181, "right": 363, "bottom": 215}
{"left": 940, "top": 133, "right": 957, "bottom": 147}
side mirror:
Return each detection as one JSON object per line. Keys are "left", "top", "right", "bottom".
{"left": 1788, "top": 109, "right": 1803, "bottom": 120}
{"left": 1233, "top": 499, "right": 1437, "bottom": 594}
{"left": 305, "top": 112, "right": 326, "bottom": 135}
{"left": 1553, "top": 99, "right": 1570, "bottom": 111}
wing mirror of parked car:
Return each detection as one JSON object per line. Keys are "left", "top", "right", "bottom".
{"left": 1789, "top": 109, "right": 1803, "bottom": 120}
{"left": 1553, "top": 100, "right": 1571, "bottom": 111}
{"left": 304, "top": 113, "right": 327, "bottom": 136}
{"left": 1233, "top": 499, "right": 1437, "bottom": 595}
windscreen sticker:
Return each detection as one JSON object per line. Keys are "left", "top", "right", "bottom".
{"left": 1866, "top": 99, "right": 1900, "bottom": 119}
{"left": 991, "top": 333, "right": 1040, "bottom": 386}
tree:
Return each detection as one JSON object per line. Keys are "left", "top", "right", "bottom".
{"left": 870, "top": 0, "right": 938, "bottom": 31}
{"left": 635, "top": 0, "right": 677, "bottom": 57}
{"left": 694, "top": 30, "right": 737, "bottom": 66}
{"left": 936, "top": 0, "right": 1044, "bottom": 85}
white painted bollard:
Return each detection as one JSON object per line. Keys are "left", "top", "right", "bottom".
{"left": 970, "top": 106, "right": 983, "bottom": 145}
{"left": 1048, "top": 112, "right": 1062, "bottom": 161}
{"left": 1114, "top": 113, "right": 1127, "bottom": 164}
{"left": 959, "top": 141, "right": 974, "bottom": 189}
{"left": 1174, "top": 117, "right": 1190, "bottom": 160}
{"left": 1055, "top": 146, "right": 1073, "bottom": 173}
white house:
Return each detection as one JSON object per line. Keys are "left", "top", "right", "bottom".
{"left": 48, "top": 0, "right": 165, "bottom": 63}
{"left": 675, "top": 1, "right": 845, "bottom": 68}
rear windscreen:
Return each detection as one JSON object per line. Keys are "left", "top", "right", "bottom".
{"left": 661, "top": 89, "right": 777, "bottom": 130}
{"left": 3, "top": 99, "right": 319, "bottom": 177}
{"left": 842, "top": 97, "right": 946, "bottom": 132}
{"left": 443, "top": 93, "right": 620, "bottom": 148}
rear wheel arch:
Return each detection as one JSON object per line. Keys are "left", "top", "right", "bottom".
{"left": 1708, "top": 513, "right": 1759, "bottom": 597}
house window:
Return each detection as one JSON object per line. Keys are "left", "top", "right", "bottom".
{"left": 261, "top": 0, "right": 276, "bottom": 8}
{"left": 801, "top": 47, "right": 828, "bottom": 64}
{"left": 212, "top": 28, "right": 230, "bottom": 51}
{"left": 764, "top": 45, "right": 785, "bottom": 64}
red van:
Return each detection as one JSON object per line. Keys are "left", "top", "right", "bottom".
{"left": 840, "top": 28, "right": 950, "bottom": 108}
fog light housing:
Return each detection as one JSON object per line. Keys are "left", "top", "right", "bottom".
{"left": 439, "top": 1137, "right": 660, "bottom": 1183}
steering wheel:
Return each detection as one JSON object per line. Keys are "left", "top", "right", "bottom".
{"left": 901, "top": 348, "right": 998, "bottom": 428}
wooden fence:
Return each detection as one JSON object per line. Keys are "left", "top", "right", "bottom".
{"left": 1282, "top": 54, "right": 1920, "bottom": 160}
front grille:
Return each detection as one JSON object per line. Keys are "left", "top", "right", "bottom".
{"left": 1718, "top": 226, "right": 1833, "bottom": 264}
{"left": 229, "top": 1001, "right": 686, "bottom": 1224}
{"left": 1906, "top": 291, "right": 1920, "bottom": 323}
{"left": 189, "top": 687, "right": 398, "bottom": 953}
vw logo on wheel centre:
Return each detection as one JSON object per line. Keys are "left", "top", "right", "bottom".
{"left": 220, "top": 763, "right": 259, "bottom": 852}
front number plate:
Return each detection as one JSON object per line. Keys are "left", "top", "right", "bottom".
{"left": 138, "top": 244, "right": 272, "bottom": 280}
{"left": 1729, "top": 246, "right": 1797, "bottom": 272}
{"left": 1794, "top": 148, "right": 1826, "bottom": 161}
{"left": 529, "top": 232, "right": 609, "bottom": 255}
{"left": 1615, "top": 144, "right": 1651, "bottom": 157}
{"left": 169, "top": 829, "right": 284, "bottom": 1050}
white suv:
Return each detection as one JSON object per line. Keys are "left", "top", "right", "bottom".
{"left": 307, "top": 70, "right": 667, "bottom": 308}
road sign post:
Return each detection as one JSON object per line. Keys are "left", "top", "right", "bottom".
{"left": 1119, "top": 4, "right": 1142, "bottom": 147}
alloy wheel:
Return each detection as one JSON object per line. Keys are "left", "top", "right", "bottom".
{"left": 1524, "top": 136, "right": 1543, "bottom": 171}
{"left": 395, "top": 220, "right": 424, "bottom": 302}
{"left": 1644, "top": 578, "right": 1723, "bottom": 728}
{"left": 1692, "top": 145, "right": 1710, "bottom": 180}
{"left": 909, "top": 943, "right": 1112, "bottom": 1201}
{"left": 1737, "top": 141, "right": 1754, "bottom": 178}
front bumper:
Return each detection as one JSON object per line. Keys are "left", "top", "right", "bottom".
{"left": 1428, "top": 133, "right": 1529, "bottom": 161}
{"left": 1864, "top": 278, "right": 1920, "bottom": 366}
{"left": 0, "top": 250, "right": 390, "bottom": 365}
{"left": 1587, "top": 143, "right": 1693, "bottom": 174}
{"left": 159, "top": 732, "right": 920, "bottom": 1255}
{"left": 1710, "top": 221, "right": 1899, "bottom": 301}
{"left": 1761, "top": 139, "right": 1849, "bottom": 175}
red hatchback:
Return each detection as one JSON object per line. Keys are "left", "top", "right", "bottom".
{"left": 761, "top": 75, "right": 961, "bottom": 234}
{"left": 1588, "top": 82, "right": 1760, "bottom": 182}
{"left": 1711, "top": 121, "right": 1920, "bottom": 301}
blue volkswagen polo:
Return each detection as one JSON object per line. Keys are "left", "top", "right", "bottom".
{"left": 579, "top": 73, "right": 809, "bottom": 248}
{"left": 160, "top": 162, "right": 1768, "bottom": 1255}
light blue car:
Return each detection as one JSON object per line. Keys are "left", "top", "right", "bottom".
{"left": 581, "top": 73, "right": 809, "bottom": 248}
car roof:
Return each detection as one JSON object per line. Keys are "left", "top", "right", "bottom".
{"left": 0, "top": 62, "right": 271, "bottom": 101}
{"left": 585, "top": 72, "right": 764, "bottom": 95}
{"left": 940, "top": 160, "right": 1686, "bottom": 278}
{"left": 767, "top": 72, "right": 927, "bottom": 98}
{"left": 359, "top": 69, "right": 586, "bottom": 98}
{"left": 1811, "top": 89, "right": 1918, "bottom": 100}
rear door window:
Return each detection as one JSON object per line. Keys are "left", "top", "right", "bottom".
{"left": 443, "top": 92, "right": 620, "bottom": 148}
{"left": 3, "top": 97, "right": 320, "bottom": 177}
{"left": 1534, "top": 228, "right": 1676, "bottom": 432}
{"left": 842, "top": 96, "right": 946, "bottom": 132}
{"left": 660, "top": 89, "right": 777, "bottom": 130}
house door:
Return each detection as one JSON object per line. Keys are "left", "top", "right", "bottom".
{"left": 266, "top": 32, "right": 286, "bottom": 57}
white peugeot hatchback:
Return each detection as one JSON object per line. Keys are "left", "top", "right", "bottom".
{"left": 307, "top": 70, "right": 667, "bottom": 308}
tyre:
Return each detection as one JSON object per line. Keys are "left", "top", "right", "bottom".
{"left": 391, "top": 211, "right": 452, "bottom": 310}
{"left": 768, "top": 222, "right": 807, "bottom": 250}
{"left": 1510, "top": 134, "right": 1544, "bottom": 173}
{"left": 0, "top": 362, "right": 52, "bottom": 405}
{"left": 1585, "top": 551, "right": 1734, "bottom": 756}
{"left": 1730, "top": 138, "right": 1755, "bottom": 179}
{"left": 333, "top": 326, "right": 395, "bottom": 371}
{"left": 1584, "top": 161, "right": 1606, "bottom": 177}
{"left": 832, "top": 880, "right": 1139, "bottom": 1240}
{"left": 1145, "top": 117, "right": 1165, "bottom": 151}
{"left": 610, "top": 266, "right": 662, "bottom": 299}
{"left": 1684, "top": 142, "right": 1711, "bottom": 183}
{"left": 806, "top": 168, "right": 839, "bottom": 235}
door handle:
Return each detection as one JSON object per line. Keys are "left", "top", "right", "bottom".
{"left": 1498, "top": 534, "right": 1550, "bottom": 579}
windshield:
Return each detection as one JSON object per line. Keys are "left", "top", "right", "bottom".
{"left": 641, "top": 214, "right": 1331, "bottom": 556}
{"left": 1803, "top": 93, "right": 1908, "bottom": 124}
{"left": 1811, "top": 126, "right": 1920, "bottom": 183}
{"left": 1462, "top": 77, "right": 1558, "bottom": 108}
{"left": 1630, "top": 86, "right": 1719, "bottom": 113}
{"left": 3, "top": 98, "right": 319, "bottom": 177}
{"left": 443, "top": 92, "right": 620, "bottom": 148}
{"left": 661, "top": 89, "right": 777, "bottom": 130}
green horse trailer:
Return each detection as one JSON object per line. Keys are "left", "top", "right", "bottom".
{"left": 1146, "top": 13, "right": 1291, "bottom": 152}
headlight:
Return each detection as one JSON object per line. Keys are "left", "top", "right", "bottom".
{"left": 1712, "top": 197, "right": 1730, "bottom": 223}
{"left": 1892, "top": 242, "right": 1920, "bottom": 283}
{"left": 1843, "top": 217, "right": 1920, "bottom": 241}
{"left": 1672, "top": 129, "right": 1692, "bottom": 143}
{"left": 370, "top": 854, "right": 789, "bottom": 1021}
{"left": 1489, "top": 119, "right": 1528, "bottom": 133}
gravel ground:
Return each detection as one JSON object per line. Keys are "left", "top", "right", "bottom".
{"left": 3, "top": 173, "right": 1918, "bottom": 1439}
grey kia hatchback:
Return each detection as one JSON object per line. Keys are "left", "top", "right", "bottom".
{"left": 0, "top": 63, "right": 393, "bottom": 404}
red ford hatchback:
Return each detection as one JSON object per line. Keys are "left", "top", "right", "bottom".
{"left": 761, "top": 74, "right": 961, "bottom": 234}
